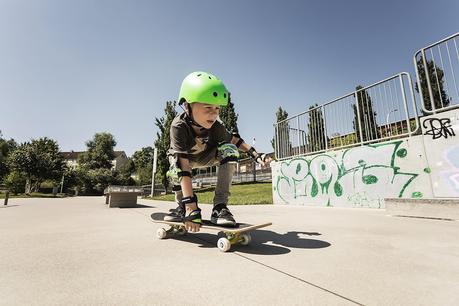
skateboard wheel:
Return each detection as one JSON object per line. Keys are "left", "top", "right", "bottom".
{"left": 217, "top": 238, "right": 231, "bottom": 252}
{"left": 240, "top": 233, "right": 251, "bottom": 246}
{"left": 157, "top": 228, "right": 167, "bottom": 239}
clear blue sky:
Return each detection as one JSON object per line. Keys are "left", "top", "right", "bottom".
{"left": 1, "top": 0, "right": 458, "bottom": 156}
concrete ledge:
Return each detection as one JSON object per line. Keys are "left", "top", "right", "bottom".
{"left": 104, "top": 186, "right": 143, "bottom": 208}
{"left": 385, "top": 198, "right": 459, "bottom": 220}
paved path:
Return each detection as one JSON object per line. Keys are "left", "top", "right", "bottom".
{"left": 1, "top": 197, "right": 458, "bottom": 305}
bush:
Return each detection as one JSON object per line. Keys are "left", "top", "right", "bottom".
{"left": 4, "top": 171, "right": 26, "bottom": 195}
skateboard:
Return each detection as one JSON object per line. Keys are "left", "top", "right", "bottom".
{"left": 150, "top": 212, "right": 272, "bottom": 252}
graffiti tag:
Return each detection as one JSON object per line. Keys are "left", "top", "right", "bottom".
{"left": 274, "top": 141, "right": 420, "bottom": 208}
{"left": 423, "top": 118, "right": 456, "bottom": 140}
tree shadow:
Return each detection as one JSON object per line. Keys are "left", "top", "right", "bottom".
{"left": 119, "top": 204, "right": 156, "bottom": 209}
{"left": 0, "top": 205, "right": 20, "bottom": 208}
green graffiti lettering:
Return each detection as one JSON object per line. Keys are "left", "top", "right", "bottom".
{"left": 396, "top": 148, "right": 407, "bottom": 158}
{"left": 275, "top": 140, "right": 419, "bottom": 207}
{"left": 362, "top": 175, "right": 378, "bottom": 184}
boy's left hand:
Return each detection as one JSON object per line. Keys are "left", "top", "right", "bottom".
{"left": 256, "top": 154, "right": 273, "bottom": 167}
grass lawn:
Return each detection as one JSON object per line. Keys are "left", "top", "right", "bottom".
{"left": 148, "top": 181, "right": 273, "bottom": 205}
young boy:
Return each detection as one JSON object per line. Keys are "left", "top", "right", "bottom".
{"left": 164, "top": 71, "right": 271, "bottom": 233}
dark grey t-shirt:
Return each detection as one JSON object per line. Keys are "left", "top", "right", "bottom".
{"left": 168, "top": 112, "right": 232, "bottom": 164}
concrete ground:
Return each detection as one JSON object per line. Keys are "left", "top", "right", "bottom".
{"left": 0, "top": 197, "right": 458, "bottom": 306}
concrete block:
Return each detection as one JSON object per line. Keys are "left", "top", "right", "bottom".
{"left": 108, "top": 192, "right": 139, "bottom": 208}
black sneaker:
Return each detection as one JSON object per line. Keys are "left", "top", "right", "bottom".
{"left": 211, "top": 204, "right": 236, "bottom": 226}
{"left": 164, "top": 204, "right": 184, "bottom": 222}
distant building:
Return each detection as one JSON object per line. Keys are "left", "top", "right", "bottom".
{"left": 62, "top": 151, "right": 129, "bottom": 170}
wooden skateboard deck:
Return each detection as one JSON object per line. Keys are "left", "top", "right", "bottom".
{"left": 150, "top": 212, "right": 272, "bottom": 252}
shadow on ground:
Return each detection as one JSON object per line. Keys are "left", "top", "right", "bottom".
{"left": 0, "top": 205, "right": 20, "bottom": 208}
{"left": 118, "top": 204, "right": 156, "bottom": 209}
{"left": 155, "top": 229, "right": 331, "bottom": 255}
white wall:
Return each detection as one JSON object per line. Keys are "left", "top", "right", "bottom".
{"left": 271, "top": 108, "right": 459, "bottom": 207}
{"left": 420, "top": 108, "right": 459, "bottom": 197}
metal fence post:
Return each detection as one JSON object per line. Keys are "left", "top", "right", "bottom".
{"left": 296, "top": 116, "right": 301, "bottom": 155}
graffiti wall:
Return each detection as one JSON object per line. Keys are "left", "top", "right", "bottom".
{"left": 272, "top": 136, "right": 434, "bottom": 208}
{"left": 421, "top": 108, "right": 459, "bottom": 197}
{"left": 272, "top": 108, "right": 459, "bottom": 207}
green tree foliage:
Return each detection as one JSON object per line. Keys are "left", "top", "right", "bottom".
{"left": 307, "top": 104, "right": 327, "bottom": 153}
{"left": 131, "top": 146, "right": 154, "bottom": 185}
{"left": 219, "top": 92, "right": 239, "bottom": 132}
{"left": 0, "top": 131, "right": 17, "bottom": 182}
{"left": 272, "top": 106, "right": 289, "bottom": 156}
{"left": 353, "top": 86, "right": 380, "bottom": 143}
{"left": 4, "top": 171, "right": 26, "bottom": 195}
{"left": 7, "top": 137, "right": 65, "bottom": 193}
{"left": 154, "top": 101, "right": 177, "bottom": 191}
{"left": 415, "top": 58, "right": 451, "bottom": 114}
{"left": 116, "top": 159, "right": 136, "bottom": 186}
{"left": 76, "top": 132, "right": 119, "bottom": 194}
{"left": 78, "top": 133, "right": 116, "bottom": 169}
{"left": 61, "top": 166, "right": 78, "bottom": 193}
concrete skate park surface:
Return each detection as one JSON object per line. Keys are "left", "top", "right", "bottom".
{"left": 1, "top": 197, "right": 458, "bottom": 305}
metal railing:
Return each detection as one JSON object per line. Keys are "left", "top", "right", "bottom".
{"left": 414, "top": 32, "right": 459, "bottom": 114}
{"left": 274, "top": 72, "right": 419, "bottom": 160}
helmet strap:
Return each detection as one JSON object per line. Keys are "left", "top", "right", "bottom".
{"left": 181, "top": 102, "right": 206, "bottom": 131}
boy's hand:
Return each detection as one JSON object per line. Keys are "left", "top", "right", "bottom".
{"left": 257, "top": 154, "right": 273, "bottom": 167}
{"left": 184, "top": 203, "right": 201, "bottom": 232}
{"left": 185, "top": 220, "right": 201, "bottom": 232}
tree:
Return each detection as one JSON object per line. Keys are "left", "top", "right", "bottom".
{"left": 353, "top": 86, "right": 380, "bottom": 143}
{"left": 272, "top": 106, "right": 289, "bottom": 157}
{"left": 307, "top": 104, "right": 327, "bottom": 153}
{"left": 7, "top": 137, "right": 65, "bottom": 193}
{"left": 0, "top": 131, "right": 17, "bottom": 182}
{"left": 78, "top": 133, "right": 116, "bottom": 170}
{"left": 415, "top": 58, "right": 451, "bottom": 114}
{"left": 76, "top": 132, "right": 118, "bottom": 194}
{"left": 154, "top": 101, "right": 177, "bottom": 191}
{"left": 4, "top": 171, "right": 26, "bottom": 195}
{"left": 219, "top": 92, "right": 239, "bottom": 132}
{"left": 131, "top": 147, "right": 154, "bottom": 185}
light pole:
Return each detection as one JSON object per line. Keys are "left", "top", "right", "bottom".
{"left": 386, "top": 109, "right": 398, "bottom": 136}
{"left": 150, "top": 148, "right": 158, "bottom": 197}
{"left": 252, "top": 138, "right": 256, "bottom": 182}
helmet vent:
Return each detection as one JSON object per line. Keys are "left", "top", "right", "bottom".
{"left": 197, "top": 73, "right": 202, "bottom": 76}
{"left": 224, "top": 93, "right": 227, "bottom": 98}
{"left": 213, "top": 92, "right": 218, "bottom": 97}
{"left": 208, "top": 76, "right": 212, "bottom": 79}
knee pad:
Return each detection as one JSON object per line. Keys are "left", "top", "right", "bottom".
{"left": 166, "top": 155, "right": 192, "bottom": 185}
{"left": 218, "top": 143, "right": 239, "bottom": 165}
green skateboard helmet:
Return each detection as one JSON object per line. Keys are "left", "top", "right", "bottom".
{"left": 179, "top": 71, "right": 229, "bottom": 106}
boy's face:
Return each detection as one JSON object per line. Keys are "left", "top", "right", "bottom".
{"left": 190, "top": 102, "right": 221, "bottom": 129}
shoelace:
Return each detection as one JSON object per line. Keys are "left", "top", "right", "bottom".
{"left": 218, "top": 208, "right": 233, "bottom": 217}
{"left": 171, "top": 206, "right": 185, "bottom": 216}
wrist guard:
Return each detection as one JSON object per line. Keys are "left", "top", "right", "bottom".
{"left": 248, "top": 147, "right": 268, "bottom": 164}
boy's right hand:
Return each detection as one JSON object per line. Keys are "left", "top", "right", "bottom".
{"left": 184, "top": 203, "right": 201, "bottom": 232}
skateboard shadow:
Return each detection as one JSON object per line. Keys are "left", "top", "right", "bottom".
{"left": 151, "top": 212, "right": 330, "bottom": 255}
{"left": 167, "top": 230, "right": 331, "bottom": 255}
